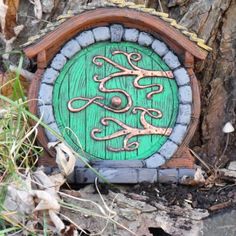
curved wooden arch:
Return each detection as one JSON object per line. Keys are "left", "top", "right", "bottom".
{"left": 24, "top": 8, "right": 207, "bottom": 64}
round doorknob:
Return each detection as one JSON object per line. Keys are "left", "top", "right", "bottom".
{"left": 111, "top": 96, "right": 122, "bottom": 108}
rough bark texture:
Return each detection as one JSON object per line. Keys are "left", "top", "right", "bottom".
{"left": 156, "top": 0, "right": 236, "bottom": 165}
{"left": 1, "top": 0, "right": 235, "bottom": 166}
{"left": 173, "top": 0, "right": 236, "bottom": 164}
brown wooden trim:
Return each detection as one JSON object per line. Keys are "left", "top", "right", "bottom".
{"left": 24, "top": 8, "right": 207, "bottom": 63}
{"left": 28, "top": 69, "right": 55, "bottom": 158}
{"left": 169, "top": 52, "right": 199, "bottom": 164}
{"left": 175, "top": 53, "right": 200, "bottom": 157}
{"left": 28, "top": 69, "right": 43, "bottom": 114}
{"left": 184, "top": 69, "right": 201, "bottom": 144}
{"left": 37, "top": 50, "right": 47, "bottom": 69}
{"left": 164, "top": 147, "right": 194, "bottom": 169}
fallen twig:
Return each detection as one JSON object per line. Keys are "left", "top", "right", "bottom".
{"left": 190, "top": 149, "right": 212, "bottom": 172}
{"left": 208, "top": 200, "right": 232, "bottom": 212}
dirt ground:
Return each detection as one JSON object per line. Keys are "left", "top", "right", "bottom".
{"left": 74, "top": 181, "right": 236, "bottom": 214}
{"left": 131, "top": 183, "right": 236, "bottom": 211}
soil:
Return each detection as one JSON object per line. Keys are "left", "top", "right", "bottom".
{"left": 93, "top": 182, "right": 236, "bottom": 214}
{"left": 130, "top": 183, "right": 236, "bottom": 212}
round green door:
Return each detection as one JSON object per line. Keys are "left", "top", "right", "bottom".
{"left": 53, "top": 42, "right": 179, "bottom": 160}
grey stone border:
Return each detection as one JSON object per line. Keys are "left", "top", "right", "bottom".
{"left": 44, "top": 166, "right": 195, "bottom": 184}
{"left": 66, "top": 167, "right": 195, "bottom": 184}
{"left": 38, "top": 24, "right": 192, "bottom": 171}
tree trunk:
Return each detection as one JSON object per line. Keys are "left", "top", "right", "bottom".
{"left": 166, "top": 0, "right": 236, "bottom": 165}
{"left": 143, "top": 0, "right": 236, "bottom": 165}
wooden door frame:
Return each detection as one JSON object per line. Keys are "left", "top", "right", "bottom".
{"left": 25, "top": 7, "right": 205, "bottom": 171}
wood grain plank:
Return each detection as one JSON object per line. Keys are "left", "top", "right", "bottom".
{"left": 86, "top": 43, "right": 107, "bottom": 160}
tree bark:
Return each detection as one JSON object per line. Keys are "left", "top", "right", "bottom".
{"left": 138, "top": 0, "right": 236, "bottom": 164}
{"left": 166, "top": 0, "right": 236, "bottom": 164}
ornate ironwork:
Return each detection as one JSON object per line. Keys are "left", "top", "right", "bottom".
{"left": 68, "top": 50, "right": 173, "bottom": 113}
{"left": 93, "top": 50, "right": 174, "bottom": 99}
{"left": 91, "top": 107, "right": 172, "bottom": 151}
{"left": 68, "top": 95, "right": 132, "bottom": 113}
{"left": 67, "top": 50, "right": 174, "bottom": 152}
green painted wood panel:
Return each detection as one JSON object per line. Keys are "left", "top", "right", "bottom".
{"left": 53, "top": 42, "right": 179, "bottom": 160}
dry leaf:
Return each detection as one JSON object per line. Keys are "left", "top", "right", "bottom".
{"left": 29, "top": 0, "right": 43, "bottom": 20}
{"left": 33, "top": 170, "right": 60, "bottom": 199}
{"left": 31, "top": 190, "right": 60, "bottom": 211}
{"left": 4, "top": 0, "right": 20, "bottom": 39}
{"left": 48, "top": 142, "right": 76, "bottom": 176}
{"left": 4, "top": 186, "right": 34, "bottom": 214}
{"left": 3, "top": 185, "right": 35, "bottom": 224}
{"left": 0, "top": 72, "right": 30, "bottom": 97}
{"left": 42, "top": 0, "right": 54, "bottom": 13}
{"left": 3, "top": 171, "right": 64, "bottom": 234}
{"left": 0, "top": 0, "right": 23, "bottom": 58}
{"left": 194, "top": 167, "right": 205, "bottom": 183}
{"left": 49, "top": 173, "right": 66, "bottom": 192}
{"left": 0, "top": 0, "right": 8, "bottom": 34}
{"left": 49, "top": 210, "right": 65, "bottom": 233}
{"left": 0, "top": 0, "right": 21, "bottom": 40}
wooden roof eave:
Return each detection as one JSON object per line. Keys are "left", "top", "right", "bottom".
{"left": 23, "top": 8, "right": 208, "bottom": 65}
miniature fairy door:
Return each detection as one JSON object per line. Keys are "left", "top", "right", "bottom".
{"left": 52, "top": 41, "right": 179, "bottom": 160}
{"left": 24, "top": 7, "right": 210, "bottom": 182}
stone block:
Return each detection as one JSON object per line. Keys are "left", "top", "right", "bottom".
{"left": 110, "top": 24, "right": 124, "bottom": 42}
{"left": 169, "top": 124, "right": 188, "bottom": 145}
{"left": 177, "top": 104, "right": 191, "bottom": 125}
{"left": 99, "top": 168, "right": 138, "bottom": 183}
{"left": 158, "top": 169, "right": 179, "bottom": 183}
{"left": 163, "top": 51, "right": 181, "bottom": 69}
{"left": 76, "top": 30, "right": 95, "bottom": 47}
{"left": 91, "top": 160, "right": 144, "bottom": 168}
{"left": 61, "top": 39, "right": 81, "bottom": 58}
{"left": 228, "top": 161, "right": 236, "bottom": 171}
{"left": 93, "top": 27, "right": 110, "bottom": 41}
{"left": 138, "top": 32, "right": 153, "bottom": 46}
{"left": 145, "top": 153, "right": 166, "bottom": 168}
{"left": 178, "top": 168, "right": 195, "bottom": 178}
{"left": 123, "top": 28, "right": 139, "bottom": 42}
{"left": 51, "top": 54, "right": 67, "bottom": 71}
{"left": 138, "top": 169, "right": 157, "bottom": 183}
{"left": 68, "top": 167, "right": 196, "bottom": 184}
{"left": 42, "top": 68, "right": 59, "bottom": 84}
{"left": 151, "top": 39, "right": 169, "bottom": 56}
{"left": 74, "top": 158, "right": 88, "bottom": 168}
{"left": 174, "top": 67, "right": 190, "bottom": 86}
{"left": 179, "top": 85, "right": 192, "bottom": 104}
{"left": 74, "top": 168, "right": 97, "bottom": 184}
{"left": 38, "top": 105, "right": 55, "bottom": 124}
{"left": 159, "top": 140, "right": 178, "bottom": 159}
{"left": 38, "top": 84, "right": 53, "bottom": 105}
{"left": 45, "top": 122, "right": 60, "bottom": 142}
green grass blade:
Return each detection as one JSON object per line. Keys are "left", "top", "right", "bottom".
{"left": 0, "top": 227, "right": 19, "bottom": 234}
{"left": 0, "top": 94, "right": 108, "bottom": 183}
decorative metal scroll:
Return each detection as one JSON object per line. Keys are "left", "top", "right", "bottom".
{"left": 68, "top": 50, "right": 174, "bottom": 152}
{"left": 91, "top": 107, "right": 172, "bottom": 151}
